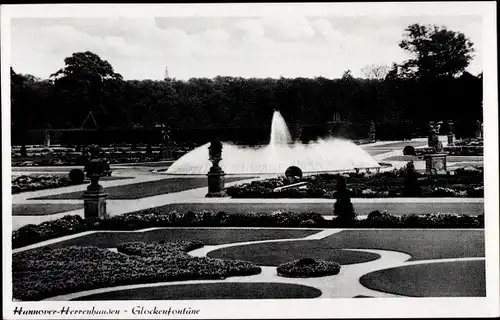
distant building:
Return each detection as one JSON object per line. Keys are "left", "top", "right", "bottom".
{"left": 164, "top": 66, "right": 169, "bottom": 80}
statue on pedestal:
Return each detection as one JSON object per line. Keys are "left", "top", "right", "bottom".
{"left": 368, "top": 120, "right": 376, "bottom": 142}
{"left": 428, "top": 121, "right": 443, "bottom": 153}
{"left": 447, "top": 120, "right": 455, "bottom": 146}
{"left": 424, "top": 121, "right": 447, "bottom": 175}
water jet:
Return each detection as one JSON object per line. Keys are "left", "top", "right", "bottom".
{"left": 165, "top": 111, "right": 380, "bottom": 175}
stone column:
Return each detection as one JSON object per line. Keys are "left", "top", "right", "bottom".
{"left": 206, "top": 140, "right": 228, "bottom": 197}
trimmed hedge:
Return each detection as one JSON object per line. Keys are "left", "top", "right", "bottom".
{"left": 277, "top": 258, "right": 341, "bottom": 278}
{"left": 12, "top": 211, "right": 484, "bottom": 249}
{"left": 13, "top": 241, "right": 261, "bottom": 301}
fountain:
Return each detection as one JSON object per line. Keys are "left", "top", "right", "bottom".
{"left": 165, "top": 111, "right": 380, "bottom": 175}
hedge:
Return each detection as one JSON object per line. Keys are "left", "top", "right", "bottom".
{"left": 12, "top": 211, "right": 484, "bottom": 249}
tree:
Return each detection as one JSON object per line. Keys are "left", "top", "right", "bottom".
{"left": 398, "top": 24, "right": 474, "bottom": 79}
{"left": 50, "top": 51, "right": 123, "bottom": 128}
{"left": 361, "top": 64, "right": 390, "bottom": 79}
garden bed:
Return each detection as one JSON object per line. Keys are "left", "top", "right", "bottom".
{"left": 277, "top": 258, "right": 341, "bottom": 278}
{"left": 12, "top": 211, "right": 484, "bottom": 249}
{"left": 13, "top": 241, "right": 261, "bottom": 301}
{"left": 226, "top": 169, "right": 484, "bottom": 199}
{"left": 12, "top": 175, "right": 81, "bottom": 194}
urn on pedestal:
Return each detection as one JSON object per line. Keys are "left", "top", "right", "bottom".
{"left": 206, "top": 140, "right": 228, "bottom": 197}
{"left": 83, "top": 145, "right": 108, "bottom": 218}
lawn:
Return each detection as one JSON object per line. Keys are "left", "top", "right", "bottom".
{"left": 72, "top": 282, "right": 322, "bottom": 300}
{"left": 360, "top": 260, "right": 485, "bottom": 297}
{"left": 43, "top": 228, "right": 319, "bottom": 250}
{"left": 207, "top": 229, "right": 484, "bottom": 265}
{"left": 12, "top": 203, "right": 83, "bottom": 216}
{"left": 208, "top": 241, "right": 381, "bottom": 266}
{"left": 33, "top": 177, "right": 254, "bottom": 200}
{"left": 322, "top": 229, "right": 484, "bottom": 261}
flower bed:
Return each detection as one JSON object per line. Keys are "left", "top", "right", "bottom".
{"left": 226, "top": 169, "right": 483, "bottom": 199}
{"left": 11, "top": 175, "right": 82, "bottom": 194}
{"left": 12, "top": 211, "right": 484, "bottom": 249}
{"left": 13, "top": 241, "right": 261, "bottom": 301}
{"left": 11, "top": 145, "right": 192, "bottom": 166}
{"left": 276, "top": 258, "right": 341, "bottom": 278}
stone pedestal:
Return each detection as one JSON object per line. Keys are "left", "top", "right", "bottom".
{"left": 83, "top": 189, "right": 108, "bottom": 219}
{"left": 424, "top": 153, "right": 448, "bottom": 175}
{"left": 206, "top": 170, "right": 228, "bottom": 197}
{"left": 447, "top": 134, "right": 455, "bottom": 146}
{"left": 161, "top": 147, "right": 173, "bottom": 159}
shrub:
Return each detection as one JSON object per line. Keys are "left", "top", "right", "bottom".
{"left": 68, "top": 169, "right": 85, "bottom": 184}
{"left": 402, "top": 161, "right": 421, "bottom": 197}
{"left": 277, "top": 258, "right": 341, "bottom": 278}
{"left": 13, "top": 242, "right": 261, "bottom": 301}
{"left": 333, "top": 176, "right": 356, "bottom": 222}
{"left": 12, "top": 215, "right": 87, "bottom": 248}
{"left": 403, "top": 146, "right": 416, "bottom": 156}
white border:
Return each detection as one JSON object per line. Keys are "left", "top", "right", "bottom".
{"left": 2, "top": 2, "right": 499, "bottom": 319}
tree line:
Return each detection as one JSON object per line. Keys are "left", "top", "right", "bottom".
{"left": 11, "top": 23, "right": 483, "bottom": 141}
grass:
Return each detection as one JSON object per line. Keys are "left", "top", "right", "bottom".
{"left": 208, "top": 240, "right": 381, "bottom": 266}
{"left": 360, "top": 260, "right": 485, "bottom": 297}
{"left": 43, "top": 228, "right": 319, "bottom": 250}
{"left": 12, "top": 204, "right": 83, "bottom": 216}
{"left": 33, "top": 177, "right": 253, "bottom": 200}
{"left": 322, "top": 229, "right": 484, "bottom": 261}
{"left": 72, "top": 282, "right": 322, "bottom": 300}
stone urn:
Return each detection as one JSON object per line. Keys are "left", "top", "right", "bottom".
{"left": 83, "top": 145, "right": 108, "bottom": 218}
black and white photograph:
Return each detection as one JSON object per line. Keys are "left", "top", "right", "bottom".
{"left": 2, "top": 2, "right": 499, "bottom": 319}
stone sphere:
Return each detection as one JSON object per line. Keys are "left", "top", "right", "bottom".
{"left": 285, "top": 166, "right": 303, "bottom": 179}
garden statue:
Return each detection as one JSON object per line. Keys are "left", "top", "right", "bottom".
{"left": 447, "top": 120, "right": 455, "bottom": 146}
{"left": 368, "top": 120, "right": 376, "bottom": 142}
{"left": 428, "top": 121, "right": 443, "bottom": 153}
{"left": 161, "top": 128, "right": 172, "bottom": 159}
{"left": 20, "top": 144, "right": 27, "bottom": 157}
{"left": 82, "top": 144, "right": 108, "bottom": 218}
{"left": 424, "top": 121, "right": 447, "bottom": 175}
{"left": 206, "top": 139, "right": 227, "bottom": 197}
{"left": 475, "top": 120, "right": 483, "bottom": 139}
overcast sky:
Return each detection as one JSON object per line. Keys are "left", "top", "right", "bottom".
{"left": 10, "top": 15, "right": 483, "bottom": 80}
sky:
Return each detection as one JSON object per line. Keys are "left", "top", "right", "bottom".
{"left": 9, "top": 14, "right": 483, "bottom": 81}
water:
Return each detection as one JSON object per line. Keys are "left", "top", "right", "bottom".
{"left": 165, "top": 111, "right": 380, "bottom": 175}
